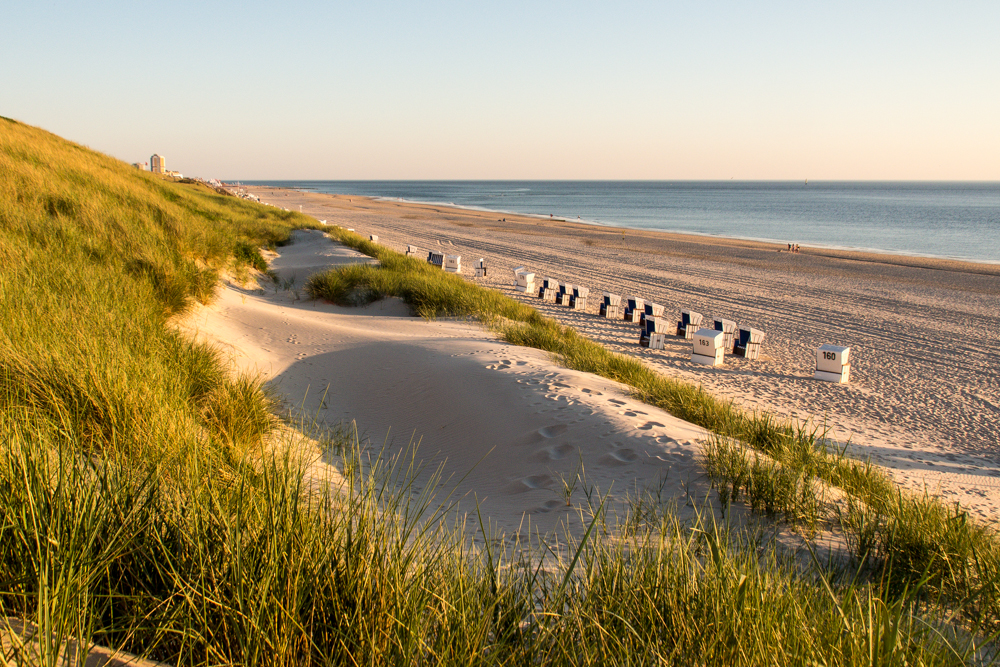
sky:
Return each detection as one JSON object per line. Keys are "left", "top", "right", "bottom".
{"left": 3, "top": 1, "right": 998, "bottom": 180}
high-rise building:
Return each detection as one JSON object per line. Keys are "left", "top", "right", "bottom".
{"left": 150, "top": 154, "right": 165, "bottom": 174}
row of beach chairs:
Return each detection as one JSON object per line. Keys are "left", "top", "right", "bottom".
{"left": 397, "top": 242, "right": 846, "bottom": 382}
{"left": 513, "top": 268, "right": 766, "bottom": 366}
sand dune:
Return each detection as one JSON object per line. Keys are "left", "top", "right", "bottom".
{"left": 240, "top": 188, "right": 1000, "bottom": 522}
{"left": 181, "top": 230, "right": 711, "bottom": 537}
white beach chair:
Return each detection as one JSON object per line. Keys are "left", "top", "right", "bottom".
{"left": 474, "top": 258, "right": 487, "bottom": 277}
{"left": 515, "top": 270, "right": 536, "bottom": 292}
{"left": 444, "top": 255, "right": 462, "bottom": 273}
{"left": 691, "top": 328, "right": 725, "bottom": 366}
{"left": 815, "top": 344, "right": 851, "bottom": 383}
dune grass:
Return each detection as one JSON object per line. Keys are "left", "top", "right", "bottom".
{"left": 312, "top": 226, "right": 1000, "bottom": 636}
{"left": 0, "top": 425, "right": 980, "bottom": 666}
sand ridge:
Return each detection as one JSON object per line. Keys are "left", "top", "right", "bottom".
{"left": 245, "top": 188, "right": 1000, "bottom": 521}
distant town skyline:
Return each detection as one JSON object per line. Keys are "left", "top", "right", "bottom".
{"left": 3, "top": 1, "right": 998, "bottom": 181}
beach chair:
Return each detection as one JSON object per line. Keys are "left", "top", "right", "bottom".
{"left": 444, "top": 255, "right": 461, "bottom": 273}
{"left": 369, "top": 234, "right": 379, "bottom": 243}
{"left": 691, "top": 328, "right": 725, "bottom": 366}
{"left": 474, "top": 258, "right": 487, "bottom": 278}
{"left": 676, "top": 310, "right": 703, "bottom": 339}
{"left": 623, "top": 297, "right": 645, "bottom": 323}
{"left": 405, "top": 244, "right": 419, "bottom": 257}
{"left": 639, "top": 317, "right": 670, "bottom": 349}
{"left": 427, "top": 251, "right": 445, "bottom": 269}
{"left": 732, "top": 326, "right": 765, "bottom": 360}
{"left": 555, "top": 283, "right": 571, "bottom": 305}
{"left": 536, "top": 277, "right": 550, "bottom": 298}
{"left": 815, "top": 344, "right": 851, "bottom": 383}
{"left": 713, "top": 318, "right": 739, "bottom": 350}
{"left": 639, "top": 302, "right": 665, "bottom": 327}
{"left": 514, "top": 270, "right": 536, "bottom": 293}
{"left": 600, "top": 293, "right": 621, "bottom": 319}
{"left": 569, "top": 286, "right": 589, "bottom": 311}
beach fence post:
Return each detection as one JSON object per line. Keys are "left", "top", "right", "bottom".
{"left": 691, "top": 328, "right": 725, "bottom": 366}
{"left": 814, "top": 344, "right": 851, "bottom": 383}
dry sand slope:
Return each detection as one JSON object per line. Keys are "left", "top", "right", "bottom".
{"left": 245, "top": 187, "right": 1000, "bottom": 522}
{"left": 182, "top": 230, "right": 709, "bottom": 538}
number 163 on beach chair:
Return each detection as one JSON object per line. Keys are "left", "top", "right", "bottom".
{"left": 691, "top": 328, "right": 725, "bottom": 366}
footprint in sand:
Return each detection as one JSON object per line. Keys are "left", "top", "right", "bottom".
{"left": 637, "top": 421, "right": 665, "bottom": 431}
{"left": 538, "top": 424, "right": 569, "bottom": 438}
{"left": 600, "top": 449, "right": 639, "bottom": 465}
{"left": 537, "top": 443, "right": 576, "bottom": 461}
{"left": 518, "top": 474, "right": 552, "bottom": 491}
{"left": 608, "top": 398, "right": 626, "bottom": 406}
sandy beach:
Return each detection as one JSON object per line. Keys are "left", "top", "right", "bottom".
{"left": 198, "top": 186, "right": 1000, "bottom": 525}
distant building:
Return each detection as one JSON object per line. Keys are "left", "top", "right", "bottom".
{"left": 150, "top": 154, "right": 165, "bottom": 174}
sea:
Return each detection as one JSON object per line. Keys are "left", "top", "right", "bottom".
{"left": 241, "top": 181, "right": 1000, "bottom": 264}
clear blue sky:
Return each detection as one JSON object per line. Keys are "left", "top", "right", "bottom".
{"left": 3, "top": 1, "right": 998, "bottom": 180}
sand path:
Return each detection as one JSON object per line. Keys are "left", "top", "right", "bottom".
{"left": 182, "top": 230, "right": 710, "bottom": 537}
{"left": 247, "top": 187, "right": 1000, "bottom": 521}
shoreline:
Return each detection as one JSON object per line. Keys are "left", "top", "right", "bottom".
{"left": 236, "top": 182, "right": 1000, "bottom": 272}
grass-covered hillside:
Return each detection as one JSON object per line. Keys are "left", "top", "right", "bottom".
{"left": 0, "top": 116, "right": 311, "bottom": 460}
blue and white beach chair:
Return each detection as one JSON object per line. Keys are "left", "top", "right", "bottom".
{"left": 555, "top": 283, "right": 571, "bottom": 305}
{"left": 676, "top": 310, "right": 703, "bottom": 339}
{"left": 427, "top": 251, "right": 445, "bottom": 268}
{"left": 639, "top": 317, "right": 670, "bottom": 349}
{"left": 732, "top": 326, "right": 765, "bottom": 360}
{"left": 623, "top": 297, "right": 645, "bottom": 323}
{"left": 569, "top": 286, "right": 589, "bottom": 310}
{"left": 713, "top": 318, "right": 738, "bottom": 350}
{"left": 639, "top": 302, "right": 665, "bottom": 328}
{"left": 600, "top": 293, "right": 621, "bottom": 319}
